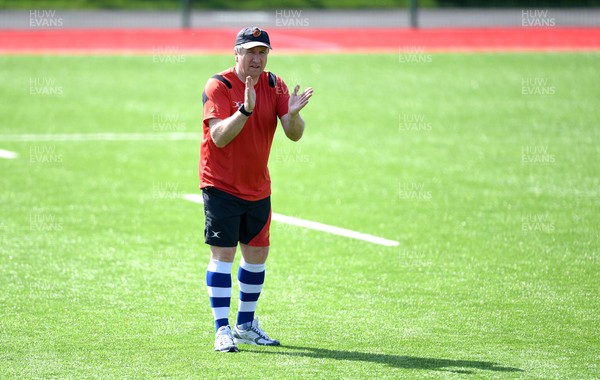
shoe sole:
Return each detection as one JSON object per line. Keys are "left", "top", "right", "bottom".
{"left": 215, "top": 346, "right": 239, "bottom": 352}
{"left": 233, "top": 337, "right": 280, "bottom": 346}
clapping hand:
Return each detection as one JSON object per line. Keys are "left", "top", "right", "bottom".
{"left": 288, "top": 85, "right": 313, "bottom": 116}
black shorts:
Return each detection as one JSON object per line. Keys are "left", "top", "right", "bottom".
{"left": 202, "top": 187, "right": 271, "bottom": 247}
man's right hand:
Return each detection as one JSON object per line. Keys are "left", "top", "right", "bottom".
{"left": 244, "top": 76, "right": 256, "bottom": 112}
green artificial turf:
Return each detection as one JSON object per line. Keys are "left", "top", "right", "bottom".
{"left": 0, "top": 52, "right": 599, "bottom": 379}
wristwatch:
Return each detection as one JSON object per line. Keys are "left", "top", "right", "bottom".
{"left": 239, "top": 104, "right": 252, "bottom": 117}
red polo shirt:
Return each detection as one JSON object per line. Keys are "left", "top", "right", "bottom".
{"left": 200, "top": 68, "right": 289, "bottom": 201}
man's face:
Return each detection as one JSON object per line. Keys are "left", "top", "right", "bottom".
{"left": 236, "top": 46, "right": 269, "bottom": 77}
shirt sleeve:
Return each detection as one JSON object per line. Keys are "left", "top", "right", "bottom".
{"left": 276, "top": 77, "right": 290, "bottom": 118}
{"left": 202, "top": 78, "right": 231, "bottom": 122}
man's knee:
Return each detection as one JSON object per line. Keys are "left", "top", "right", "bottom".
{"left": 240, "top": 244, "right": 269, "bottom": 264}
{"left": 210, "top": 246, "right": 237, "bottom": 262}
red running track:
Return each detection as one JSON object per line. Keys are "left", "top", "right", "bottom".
{"left": 0, "top": 27, "right": 599, "bottom": 54}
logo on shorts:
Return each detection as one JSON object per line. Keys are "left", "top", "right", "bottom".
{"left": 210, "top": 231, "right": 221, "bottom": 239}
{"left": 233, "top": 100, "right": 243, "bottom": 108}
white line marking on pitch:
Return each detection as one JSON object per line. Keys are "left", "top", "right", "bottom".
{"left": 0, "top": 132, "right": 200, "bottom": 142}
{"left": 0, "top": 149, "right": 18, "bottom": 159}
{"left": 182, "top": 193, "right": 399, "bottom": 247}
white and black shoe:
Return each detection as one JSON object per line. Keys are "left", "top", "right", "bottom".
{"left": 233, "top": 318, "right": 280, "bottom": 346}
{"left": 214, "top": 326, "right": 239, "bottom": 352}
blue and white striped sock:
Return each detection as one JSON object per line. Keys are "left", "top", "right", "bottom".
{"left": 206, "top": 259, "right": 232, "bottom": 331}
{"left": 236, "top": 259, "right": 265, "bottom": 327}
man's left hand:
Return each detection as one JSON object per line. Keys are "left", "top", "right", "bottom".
{"left": 288, "top": 85, "right": 313, "bottom": 116}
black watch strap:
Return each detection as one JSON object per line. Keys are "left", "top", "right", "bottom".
{"left": 239, "top": 104, "right": 252, "bottom": 117}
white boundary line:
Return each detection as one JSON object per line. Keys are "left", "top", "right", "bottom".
{"left": 0, "top": 149, "right": 18, "bottom": 159}
{"left": 0, "top": 132, "right": 200, "bottom": 142}
{"left": 182, "top": 193, "right": 399, "bottom": 247}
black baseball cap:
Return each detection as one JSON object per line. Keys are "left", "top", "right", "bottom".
{"left": 235, "top": 27, "right": 272, "bottom": 50}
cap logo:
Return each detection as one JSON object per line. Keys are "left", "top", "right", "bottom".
{"left": 252, "top": 28, "right": 261, "bottom": 37}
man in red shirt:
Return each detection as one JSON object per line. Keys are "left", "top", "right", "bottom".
{"left": 200, "top": 27, "right": 313, "bottom": 352}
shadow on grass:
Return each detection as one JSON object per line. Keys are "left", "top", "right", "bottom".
{"left": 244, "top": 345, "right": 524, "bottom": 374}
